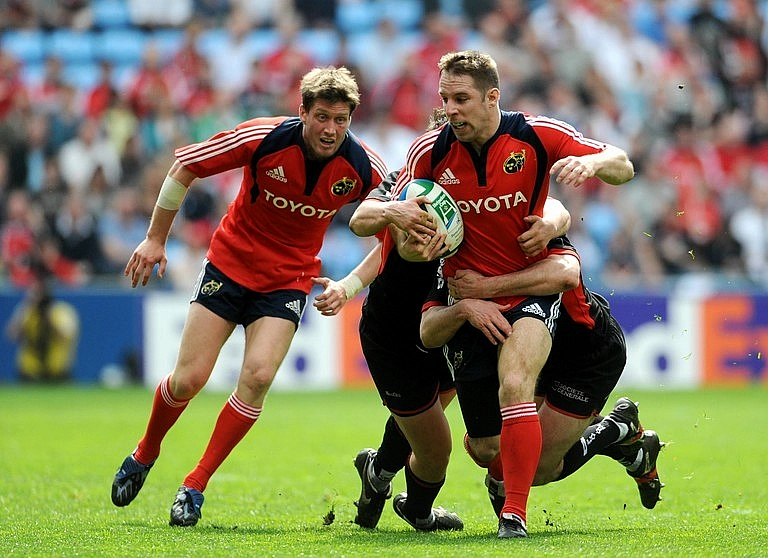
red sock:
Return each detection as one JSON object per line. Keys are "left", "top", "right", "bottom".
{"left": 499, "top": 402, "right": 541, "bottom": 522}
{"left": 134, "top": 375, "right": 190, "bottom": 465}
{"left": 183, "top": 393, "right": 260, "bottom": 492}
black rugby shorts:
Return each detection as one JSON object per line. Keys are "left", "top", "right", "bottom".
{"left": 359, "top": 324, "right": 454, "bottom": 416}
{"left": 190, "top": 259, "right": 306, "bottom": 328}
{"left": 537, "top": 310, "right": 626, "bottom": 417}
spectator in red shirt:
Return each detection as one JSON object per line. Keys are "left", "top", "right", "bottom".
{"left": 261, "top": 14, "right": 316, "bottom": 114}
{"left": 165, "top": 20, "right": 209, "bottom": 109}
{"left": 1, "top": 189, "right": 39, "bottom": 287}
{"left": 0, "top": 49, "right": 27, "bottom": 122}
{"left": 660, "top": 113, "right": 723, "bottom": 266}
{"left": 84, "top": 60, "right": 117, "bottom": 119}
{"left": 125, "top": 43, "right": 171, "bottom": 119}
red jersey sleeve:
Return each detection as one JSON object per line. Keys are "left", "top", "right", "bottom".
{"left": 174, "top": 116, "right": 288, "bottom": 177}
{"left": 525, "top": 114, "right": 607, "bottom": 161}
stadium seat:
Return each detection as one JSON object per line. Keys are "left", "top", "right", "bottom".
{"left": 379, "top": 0, "right": 424, "bottom": 31}
{"left": 91, "top": 0, "right": 133, "bottom": 29}
{"left": 297, "top": 29, "right": 340, "bottom": 65}
{"left": 196, "top": 28, "right": 228, "bottom": 58}
{"left": 112, "top": 63, "right": 138, "bottom": 90}
{"left": 64, "top": 61, "right": 101, "bottom": 90}
{"left": 46, "top": 29, "right": 95, "bottom": 65}
{"left": 247, "top": 29, "right": 280, "bottom": 59}
{"left": 335, "top": 2, "right": 380, "bottom": 34}
{"left": 96, "top": 28, "right": 148, "bottom": 66}
{"left": 150, "top": 28, "right": 184, "bottom": 63}
{"left": 460, "top": 30, "right": 482, "bottom": 50}
{"left": 19, "top": 61, "right": 45, "bottom": 87}
{"left": 1, "top": 29, "right": 46, "bottom": 65}
{"left": 345, "top": 29, "right": 421, "bottom": 69}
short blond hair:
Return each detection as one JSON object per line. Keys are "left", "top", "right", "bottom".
{"left": 300, "top": 66, "right": 361, "bottom": 114}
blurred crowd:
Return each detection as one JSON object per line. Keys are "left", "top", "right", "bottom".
{"left": 2, "top": 0, "right": 768, "bottom": 294}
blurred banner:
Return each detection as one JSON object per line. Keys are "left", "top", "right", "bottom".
{"left": 143, "top": 292, "right": 339, "bottom": 391}
{"left": 138, "top": 289, "right": 768, "bottom": 390}
{"left": 1, "top": 290, "right": 766, "bottom": 388}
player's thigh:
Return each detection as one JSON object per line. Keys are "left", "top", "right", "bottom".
{"left": 239, "top": 316, "right": 296, "bottom": 401}
{"left": 361, "top": 334, "right": 443, "bottom": 414}
{"left": 437, "top": 350, "right": 457, "bottom": 409}
{"left": 173, "top": 301, "right": 237, "bottom": 396}
{"left": 439, "top": 388, "right": 456, "bottom": 410}
{"left": 537, "top": 401, "right": 593, "bottom": 473}
{"left": 498, "top": 317, "right": 552, "bottom": 402}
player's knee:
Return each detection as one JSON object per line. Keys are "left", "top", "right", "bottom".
{"left": 533, "top": 457, "right": 563, "bottom": 486}
{"left": 169, "top": 371, "right": 207, "bottom": 399}
{"left": 497, "top": 374, "right": 535, "bottom": 405}
{"left": 464, "top": 434, "right": 499, "bottom": 467}
{"left": 412, "top": 429, "right": 452, "bottom": 468}
{"left": 408, "top": 437, "right": 451, "bottom": 478}
{"left": 239, "top": 362, "right": 277, "bottom": 396}
{"left": 423, "top": 446, "right": 452, "bottom": 471}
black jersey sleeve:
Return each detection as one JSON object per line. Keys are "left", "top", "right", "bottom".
{"left": 364, "top": 169, "right": 401, "bottom": 202}
{"left": 547, "top": 234, "right": 576, "bottom": 252}
{"left": 422, "top": 257, "right": 450, "bottom": 312}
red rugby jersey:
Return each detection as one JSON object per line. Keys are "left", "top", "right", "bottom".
{"left": 394, "top": 111, "right": 606, "bottom": 308}
{"left": 175, "top": 116, "right": 387, "bottom": 293}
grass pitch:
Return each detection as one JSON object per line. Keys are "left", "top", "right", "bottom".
{"left": 0, "top": 385, "right": 766, "bottom": 557}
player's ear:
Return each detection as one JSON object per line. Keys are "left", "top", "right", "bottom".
{"left": 487, "top": 88, "right": 500, "bottom": 108}
{"left": 299, "top": 104, "right": 307, "bottom": 124}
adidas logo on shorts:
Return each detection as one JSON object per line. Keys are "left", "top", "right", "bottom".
{"left": 521, "top": 302, "right": 546, "bottom": 318}
{"left": 285, "top": 299, "right": 302, "bottom": 318}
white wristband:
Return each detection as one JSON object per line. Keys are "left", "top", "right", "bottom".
{"left": 338, "top": 273, "right": 364, "bottom": 301}
{"left": 157, "top": 175, "right": 188, "bottom": 210}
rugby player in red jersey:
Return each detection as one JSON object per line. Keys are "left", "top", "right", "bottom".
{"left": 313, "top": 155, "right": 570, "bottom": 530}
{"left": 110, "top": 66, "right": 387, "bottom": 527}
{"left": 422, "top": 235, "right": 664, "bottom": 529}
{"left": 394, "top": 50, "right": 635, "bottom": 538}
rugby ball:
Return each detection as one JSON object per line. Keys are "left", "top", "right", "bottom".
{"left": 398, "top": 179, "right": 464, "bottom": 257}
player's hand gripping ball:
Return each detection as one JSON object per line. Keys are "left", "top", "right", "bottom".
{"left": 398, "top": 179, "right": 464, "bottom": 257}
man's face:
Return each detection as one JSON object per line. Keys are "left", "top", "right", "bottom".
{"left": 439, "top": 71, "right": 498, "bottom": 151}
{"left": 300, "top": 100, "right": 352, "bottom": 160}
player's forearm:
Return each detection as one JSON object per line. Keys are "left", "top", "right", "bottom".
{"left": 345, "top": 243, "right": 382, "bottom": 289}
{"left": 543, "top": 197, "right": 571, "bottom": 237}
{"left": 593, "top": 145, "right": 635, "bottom": 185}
{"left": 349, "top": 199, "right": 390, "bottom": 237}
{"left": 469, "top": 255, "right": 580, "bottom": 298}
{"left": 420, "top": 305, "right": 467, "bottom": 348}
{"left": 332, "top": 243, "right": 382, "bottom": 301}
{"left": 148, "top": 162, "right": 197, "bottom": 243}
{"left": 145, "top": 206, "right": 178, "bottom": 244}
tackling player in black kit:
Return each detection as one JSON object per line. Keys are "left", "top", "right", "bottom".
{"left": 315, "top": 168, "right": 463, "bottom": 531}
{"left": 314, "top": 107, "right": 467, "bottom": 530}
